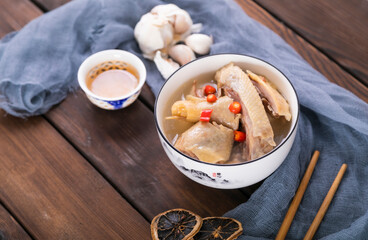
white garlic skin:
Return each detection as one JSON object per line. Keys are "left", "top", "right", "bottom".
{"left": 185, "top": 34, "right": 213, "bottom": 55}
{"left": 151, "top": 4, "right": 193, "bottom": 35}
{"left": 151, "top": 4, "right": 180, "bottom": 17}
{"left": 168, "top": 44, "right": 196, "bottom": 66}
{"left": 153, "top": 51, "right": 180, "bottom": 79}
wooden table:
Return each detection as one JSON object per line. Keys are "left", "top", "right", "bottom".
{"left": 0, "top": 0, "right": 367, "bottom": 239}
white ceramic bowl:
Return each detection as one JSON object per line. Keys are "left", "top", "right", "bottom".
{"left": 78, "top": 49, "right": 146, "bottom": 110}
{"left": 155, "top": 54, "right": 299, "bottom": 189}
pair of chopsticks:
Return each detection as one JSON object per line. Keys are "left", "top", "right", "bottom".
{"left": 276, "top": 150, "right": 347, "bottom": 240}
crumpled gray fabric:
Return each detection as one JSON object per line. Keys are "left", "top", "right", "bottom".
{"left": 0, "top": 0, "right": 155, "bottom": 117}
{"left": 1, "top": 0, "right": 367, "bottom": 239}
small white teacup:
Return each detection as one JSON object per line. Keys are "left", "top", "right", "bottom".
{"left": 78, "top": 49, "right": 146, "bottom": 110}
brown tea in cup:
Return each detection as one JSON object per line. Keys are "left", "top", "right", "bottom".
{"left": 86, "top": 61, "right": 139, "bottom": 98}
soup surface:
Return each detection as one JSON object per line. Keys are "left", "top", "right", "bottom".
{"left": 86, "top": 61, "right": 139, "bottom": 98}
{"left": 163, "top": 67, "right": 291, "bottom": 164}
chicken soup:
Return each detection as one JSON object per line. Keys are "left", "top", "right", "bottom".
{"left": 163, "top": 63, "right": 291, "bottom": 164}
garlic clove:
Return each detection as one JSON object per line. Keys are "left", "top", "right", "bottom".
{"left": 168, "top": 44, "right": 196, "bottom": 66}
{"left": 154, "top": 51, "right": 180, "bottom": 79}
{"left": 185, "top": 34, "right": 213, "bottom": 55}
{"left": 174, "top": 12, "right": 193, "bottom": 34}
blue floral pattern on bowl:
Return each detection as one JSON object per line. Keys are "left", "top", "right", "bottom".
{"left": 86, "top": 90, "right": 141, "bottom": 110}
{"left": 106, "top": 99, "right": 127, "bottom": 109}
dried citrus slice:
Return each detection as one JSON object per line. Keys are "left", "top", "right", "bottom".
{"left": 193, "top": 217, "right": 243, "bottom": 240}
{"left": 151, "top": 208, "right": 202, "bottom": 240}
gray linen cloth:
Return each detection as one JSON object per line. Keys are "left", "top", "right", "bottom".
{"left": 0, "top": 0, "right": 367, "bottom": 239}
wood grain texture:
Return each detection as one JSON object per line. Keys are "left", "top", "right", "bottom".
{"left": 0, "top": 203, "right": 31, "bottom": 240}
{"left": 254, "top": 0, "right": 368, "bottom": 86}
{"left": 235, "top": 0, "right": 368, "bottom": 103}
{"left": 1, "top": 0, "right": 364, "bottom": 238}
{"left": 33, "top": 0, "right": 70, "bottom": 10}
{"left": 32, "top": 0, "right": 250, "bottom": 213}
{"left": 0, "top": 0, "right": 246, "bottom": 230}
{"left": 30, "top": 0, "right": 368, "bottom": 204}
{"left": 0, "top": 0, "right": 41, "bottom": 37}
{"left": 32, "top": 0, "right": 251, "bottom": 200}
{"left": 0, "top": 112, "right": 150, "bottom": 239}
{"left": 0, "top": 2, "right": 150, "bottom": 238}
{"left": 140, "top": 84, "right": 156, "bottom": 110}
{"left": 45, "top": 91, "right": 249, "bottom": 220}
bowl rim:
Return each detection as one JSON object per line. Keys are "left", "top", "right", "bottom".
{"left": 154, "top": 53, "right": 300, "bottom": 167}
{"left": 77, "top": 49, "right": 147, "bottom": 101}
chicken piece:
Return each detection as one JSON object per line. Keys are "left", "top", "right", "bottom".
{"left": 174, "top": 122, "right": 234, "bottom": 164}
{"left": 169, "top": 95, "right": 240, "bottom": 130}
{"left": 189, "top": 80, "right": 206, "bottom": 98}
{"left": 215, "top": 63, "right": 276, "bottom": 160}
{"left": 247, "top": 70, "right": 291, "bottom": 121}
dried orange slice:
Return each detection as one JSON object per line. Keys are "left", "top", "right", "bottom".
{"left": 151, "top": 208, "right": 202, "bottom": 240}
{"left": 193, "top": 217, "right": 243, "bottom": 240}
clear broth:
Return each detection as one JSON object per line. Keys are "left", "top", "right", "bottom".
{"left": 163, "top": 71, "right": 291, "bottom": 163}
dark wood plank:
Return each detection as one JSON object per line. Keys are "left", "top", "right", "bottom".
{"left": 0, "top": 112, "right": 150, "bottom": 239}
{"left": 0, "top": 203, "right": 31, "bottom": 240}
{"left": 235, "top": 0, "right": 368, "bottom": 103}
{"left": 140, "top": 84, "right": 156, "bottom": 110}
{"left": 45, "top": 91, "right": 249, "bottom": 220}
{"left": 0, "top": 0, "right": 247, "bottom": 218}
{"left": 0, "top": 0, "right": 242, "bottom": 223}
{"left": 33, "top": 0, "right": 368, "bottom": 207}
{"left": 32, "top": 0, "right": 70, "bottom": 11}
{"left": 0, "top": 0, "right": 42, "bottom": 37}
{"left": 0, "top": 2, "right": 150, "bottom": 237}
{"left": 254, "top": 0, "right": 368, "bottom": 86}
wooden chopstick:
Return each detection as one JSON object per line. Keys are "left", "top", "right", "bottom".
{"left": 303, "top": 163, "right": 347, "bottom": 240}
{"left": 275, "top": 150, "right": 320, "bottom": 240}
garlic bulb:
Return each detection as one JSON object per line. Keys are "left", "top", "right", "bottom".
{"left": 134, "top": 13, "right": 173, "bottom": 59}
{"left": 168, "top": 44, "right": 196, "bottom": 66}
{"left": 185, "top": 34, "right": 213, "bottom": 55}
{"left": 134, "top": 4, "right": 195, "bottom": 59}
{"left": 154, "top": 51, "right": 180, "bottom": 79}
